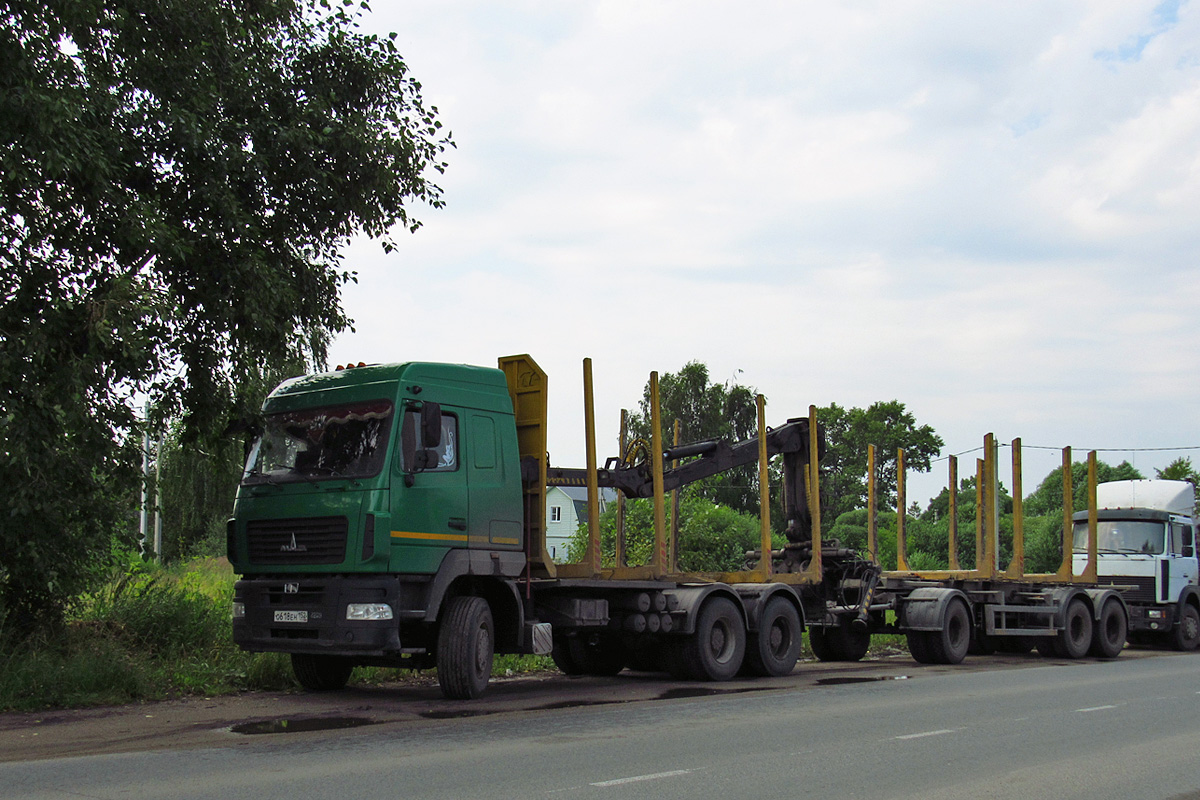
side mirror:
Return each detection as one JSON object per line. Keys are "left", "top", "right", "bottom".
{"left": 421, "top": 402, "right": 442, "bottom": 448}
{"left": 1185, "top": 546, "right": 1195, "bottom": 558}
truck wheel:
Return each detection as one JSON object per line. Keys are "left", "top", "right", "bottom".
{"left": 1088, "top": 599, "right": 1127, "bottom": 658}
{"left": 567, "top": 632, "right": 627, "bottom": 676}
{"left": 680, "top": 597, "right": 745, "bottom": 681}
{"left": 927, "top": 599, "right": 971, "bottom": 664}
{"left": 551, "top": 633, "right": 584, "bottom": 675}
{"left": 1172, "top": 604, "right": 1200, "bottom": 651}
{"left": 1056, "top": 598, "right": 1093, "bottom": 659}
{"left": 744, "top": 597, "right": 802, "bottom": 677}
{"left": 810, "top": 624, "right": 870, "bottom": 662}
{"left": 906, "top": 631, "right": 934, "bottom": 664}
{"left": 1035, "top": 637, "right": 1060, "bottom": 658}
{"left": 291, "top": 653, "right": 353, "bottom": 691}
{"left": 437, "top": 596, "right": 494, "bottom": 699}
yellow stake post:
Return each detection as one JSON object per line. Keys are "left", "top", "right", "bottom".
{"left": 948, "top": 455, "right": 959, "bottom": 570}
{"left": 757, "top": 395, "right": 772, "bottom": 578}
{"left": 896, "top": 448, "right": 908, "bottom": 571}
{"left": 583, "top": 358, "right": 601, "bottom": 578}
{"left": 867, "top": 444, "right": 877, "bottom": 563}
{"left": 650, "top": 372, "right": 667, "bottom": 577}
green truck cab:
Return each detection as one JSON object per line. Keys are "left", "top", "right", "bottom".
{"left": 230, "top": 361, "right": 538, "bottom": 694}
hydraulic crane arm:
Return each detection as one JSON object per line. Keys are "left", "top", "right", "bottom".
{"left": 524, "top": 417, "right": 824, "bottom": 544}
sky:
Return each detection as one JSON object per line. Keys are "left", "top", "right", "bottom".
{"left": 326, "top": 0, "right": 1200, "bottom": 508}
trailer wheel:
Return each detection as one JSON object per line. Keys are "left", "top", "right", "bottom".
{"left": 927, "top": 599, "right": 971, "bottom": 664}
{"left": 567, "top": 632, "right": 626, "bottom": 676}
{"left": 679, "top": 597, "right": 745, "bottom": 681}
{"left": 906, "top": 631, "right": 935, "bottom": 664}
{"left": 291, "top": 654, "right": 353, "bottom": 691}
{"left": 1055, "top": 598, "right": 1093, "bottom": 659}
{"left": 1172, "top": 604, "right": 1200, "bottom": 651}
{"left": 1088, "top": 599, "right": 1127, "bottom": 659}
{"left": 744, "top": 597, "right": 802, "bottom": 677}
{"left": 1035, "top": 637, "right": 1060, "bottom": 658}
{"left": 810, "top": 623, "right": 871, "bottom": 663}
{"left": 437, "top": 596, "right": 494, "bottom": 699}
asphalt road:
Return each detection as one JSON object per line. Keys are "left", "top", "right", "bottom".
{"left": 3, "top": 650, "right": 1199, "bottom": 800}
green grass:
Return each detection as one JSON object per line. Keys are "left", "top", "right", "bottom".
{"left": 0, "top": 557, "right": 907, "bottom": 712}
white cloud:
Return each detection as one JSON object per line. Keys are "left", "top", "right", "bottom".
{"left": 331, "top": 1, "right": 1200, "bottom": 506}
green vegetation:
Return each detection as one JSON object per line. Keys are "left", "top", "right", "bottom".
{"left": 0, "top": 557, "right": 550, "bottom": 712}
{"left": 0, "top": 0, "right": 450, "bottom": 635}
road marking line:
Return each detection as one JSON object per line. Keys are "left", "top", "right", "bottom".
{"left": 1075, "top": 705, "right": 1117, "bottom": 713}
{"left": 894, "top": 729, "right": 955, "bottom": 740}
{"left": 591, "top": 770, "right": 694, "bottom": 787}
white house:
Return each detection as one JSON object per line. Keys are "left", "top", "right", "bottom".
{"left": 544, "top": 486, "right": 614, "bottom": 563}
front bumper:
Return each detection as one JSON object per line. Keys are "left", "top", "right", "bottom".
{"left": 233, "top": 575, "right": 404, "bottom": 657}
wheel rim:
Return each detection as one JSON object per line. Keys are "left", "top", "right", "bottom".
{"left": 710, "top": 619, "right": 734, "bottom": 664}
{"left": 768, "top": 620, "right": 789, "bottom": 657}
{"left": 474, "top": 625, "right": 492, "bottom": 676}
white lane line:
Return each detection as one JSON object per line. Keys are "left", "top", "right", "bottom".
{"left": 590, "top": 770, "right": 694, "bottom": 787}
{"left": 894, "top": 729, "right": 955, "bottom": 740}
{"left": 1075, "top": 705, "right": 1118, "bottom": 713}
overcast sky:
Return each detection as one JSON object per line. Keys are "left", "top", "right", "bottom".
{"left": 327, "top": 0, "right": 1200, "bottom": 507}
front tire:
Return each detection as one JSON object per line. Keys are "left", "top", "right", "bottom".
{"left": 291, "top": 653, "right": 353, "bottom": 691}
{"left": 1173, "top": 604, "right": 1200, "bottom": 651}
{"left": 437, "top": 596, "right": 494, "bottom": 699}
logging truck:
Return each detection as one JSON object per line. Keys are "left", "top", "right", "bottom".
{"left": 229, "top": 355, "right": 1146, "bottom": 699}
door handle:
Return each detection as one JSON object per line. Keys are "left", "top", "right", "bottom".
{"left": 448, "top": 517, "right": 467, "bottom": 531}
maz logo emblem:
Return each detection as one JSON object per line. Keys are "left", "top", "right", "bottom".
{"left": 283, "top": 583, "right": 300, "bottom": 594}
{"left": 280, "top": 533, "right": 308, "bottom": 553}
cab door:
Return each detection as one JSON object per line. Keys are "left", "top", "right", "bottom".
{"left": 388, "top": 405, "right": 469, "bottom": 574}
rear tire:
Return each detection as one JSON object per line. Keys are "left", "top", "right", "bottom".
{"left": 567, "top": 632, "right": 626, "bottom": 675}
{"left": 1173, "top": 604, "right": 1200, "bottom": 651}
{"left": 437, "top": 596, "right": 494, "bottom": 699}
{"left": 810, "top": 624, "right": 871, "bottom": 663}
{"left": 291, "top": 654, "right": 353, "bottom": 691}
{"left": 1056, "top": 598, "right": 1093, "bottom": 659}
{"left": 744, "top": 597, "right": 802, "bottom": 677}
{"left": 679, "top": 597, "right": 745, "bottom": 681}
{"left": 1088, "top": 599, "right": 1127, "bottom": 658}
{"left": 906, "top": 631, "right": 934, "bottom": 664}
{"left": 927, "top": 599, "right": 971, "bottom": 664}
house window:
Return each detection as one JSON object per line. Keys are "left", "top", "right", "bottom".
{"left": 550, "top": 506, "right": 562, "bottom": 522}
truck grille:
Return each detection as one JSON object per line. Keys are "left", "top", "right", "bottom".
{"left": 246, "top": 517, "right": 348, "bottom": 564}
{"left": 1096, "top": 575, "right": 1156, "bottom": 603}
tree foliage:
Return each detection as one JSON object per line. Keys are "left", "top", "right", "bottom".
{"left": 816, "top": 401, "right": 943, "bottom": 520}
{"left": 626, "top": 362, "right": 762, "bottom": 516}
{"left": 566, "top": 496, "right": 777, "bottom": 573}
{"left": 0, "top": 0, "right": 450, "bottom": 632}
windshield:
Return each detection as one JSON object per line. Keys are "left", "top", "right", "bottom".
{"left": 242, "top": 400, "right": 393, "bottom": 484}
{"left": 1072, "top": 519, "right": 1165, "bottom": 555}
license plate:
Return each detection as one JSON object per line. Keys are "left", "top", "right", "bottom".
{"left": 274, "top": 610, "right": 308, "bottom": 623}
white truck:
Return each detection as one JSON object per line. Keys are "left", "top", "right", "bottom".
{"left": 1072, "top": 480, "right": 1200, "bottom": 650}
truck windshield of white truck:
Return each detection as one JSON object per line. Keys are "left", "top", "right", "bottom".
{"left": 241, "top": 401, "right": 394, "bottom": 484}
{"left": 1072, "top": 520, "right": 1165, "bottom": 555}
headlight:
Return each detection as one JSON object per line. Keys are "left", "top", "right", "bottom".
{"left": 1148, "top": 609, "right": 1164, "bottom": 619}
{"left": 232, "top": 602, "right": 245, "bottom": 619}
{"left": 346, "top": 603, "right": 394, "bottom": 621}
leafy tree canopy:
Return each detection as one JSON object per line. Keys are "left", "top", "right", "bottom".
{"left": 817, "top": 401, "right": 943, "bottom": 519}
{"left": 1022, "top": 459, "right": 1143, "bottom": 517}
{"left": 626, "top": 362, "right": 762, "bottom": 516}
{"left": 0, "top": 0, "right": 450, "bottom": 632}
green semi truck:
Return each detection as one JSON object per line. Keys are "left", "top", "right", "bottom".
{"left": 229, "top": 355, "right": 1135, "bottom": 699}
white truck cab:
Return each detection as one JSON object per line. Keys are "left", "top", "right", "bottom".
{"left": 1072, "top": 480, "right": 1200, "bottom": 650}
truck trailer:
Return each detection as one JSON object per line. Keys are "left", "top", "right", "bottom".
{"left": 229, "top": 355, "right": 1138, "bottom": 699}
